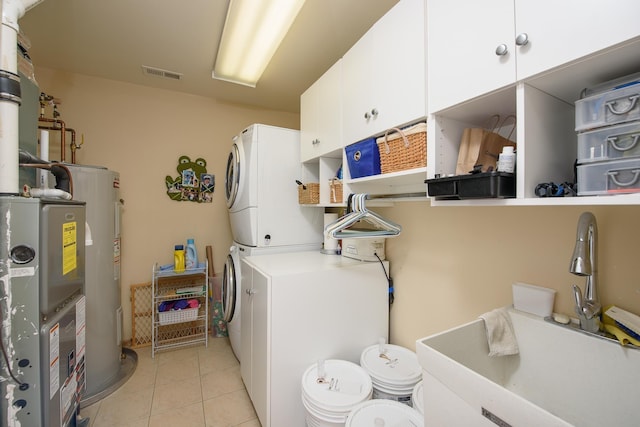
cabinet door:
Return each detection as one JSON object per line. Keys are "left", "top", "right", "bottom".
{"left": 240, "top": 262, "right": 253, "bottom": 395}
{"left": 251, "top": 270, "right": 269, "bottom": 427}
{"left": 370, "top": 0, "right": 426, "bottom": 133}
{"left": 342, "top": 28, "right": 374, "bottom": 145}
{"left": 515, "top": 0, "right": 640, "bottom": 80}
{"left": 343, "top": 0, "right": 427, "bottom": 145}
{"left": 300, "top": 60, "right": 343, "bottom": 162}
{"left": 316, "top": 61, "right": 343, "bottom": 156}
{"left": 427, "top": 0, "right": 516, "bottom": 112}
{"left": 300, "top": 80, "right": 319, "bottom": 162}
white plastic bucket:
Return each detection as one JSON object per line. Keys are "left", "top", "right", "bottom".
{"left": 360, "top": 343, "right": 422, "bottom": 406}
{"left": 412, "top": 380, "right": 424, "bottom": 415}
{"left": 345, "top": 399, "right": 424, "bottom": 427}
{"left": 301, "top": 359, "right": 373, "bottom": 427}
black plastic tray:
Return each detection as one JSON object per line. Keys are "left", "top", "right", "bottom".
{"left": 426, "top": 172, "right": 516, "bottom": 200}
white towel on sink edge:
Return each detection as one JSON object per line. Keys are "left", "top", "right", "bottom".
{"left": 479, "top": 307, "right": 519, "bottom": 357}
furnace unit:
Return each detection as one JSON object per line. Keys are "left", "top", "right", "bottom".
{"left": 1, "top": 197, "right": 86, "bottom": 427}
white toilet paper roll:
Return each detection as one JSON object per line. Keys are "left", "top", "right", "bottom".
{"left": 323, "top": 213, "right": 339, "bottom": 251}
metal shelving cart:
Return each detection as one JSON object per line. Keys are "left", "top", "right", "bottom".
{"left": 152, "top": 261, "right": 208, "bottom": 357}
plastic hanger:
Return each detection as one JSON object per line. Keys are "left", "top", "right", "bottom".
{"left": 324, "top": 193, "right": 402, "bottom": 239}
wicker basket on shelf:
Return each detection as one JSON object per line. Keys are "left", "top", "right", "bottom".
{"left": 376, "top": 122, "right": 427, "bottom": 174}
{"left": 298, "top": 183, "right": 320, "bottom": 204}
{"left": 329, "top": 179, "right": 343, "bottom": 204}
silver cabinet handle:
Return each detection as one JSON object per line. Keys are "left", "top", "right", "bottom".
{"left": 312, "top": 139, "right": 320, "bottom": 145}
{"left": 245, "top": 289, "right": 256, "bottom": 295}
{"left": 365, "top": 109, "right": 378, "bottom": 120}
{"left": 515, "top": 33, "right": 529, "bottom": 46}
{"left": 495, "top": 44, "right": 508, "bottom": 56}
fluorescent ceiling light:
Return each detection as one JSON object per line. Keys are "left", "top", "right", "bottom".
{"left": 213, "top": 0, "right": 306, "bottom": 87}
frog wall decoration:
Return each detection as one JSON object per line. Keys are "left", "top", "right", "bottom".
{"left": 165, "top": 155, "right": 214, "bottom": 202}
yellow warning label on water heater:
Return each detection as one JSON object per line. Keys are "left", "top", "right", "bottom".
{"left": 62, "top": 222, "right": 77, "bottom": 275}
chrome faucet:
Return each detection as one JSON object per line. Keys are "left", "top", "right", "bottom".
{"left": 569, "top": 211, "right": 601, "bottom": 333}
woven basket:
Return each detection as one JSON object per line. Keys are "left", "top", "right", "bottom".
{"left": 298, "top": 183, "right": 319, "bottom": 204}
{"left": 376, "top": 122, "right": 427, "bottom": 174}
{"left": 329, "top": 179, "right": 343, "bottom": 204}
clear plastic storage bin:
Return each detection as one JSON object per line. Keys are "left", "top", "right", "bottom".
{"left": 580, "top": 71, "right": 640, "bottom": 98}
{"left": 577, "top": 158, "right": 640, "bottom": 195}
{"left": 577, "top": 121, "right": 640, "bottom": 163}
{"left": 575, "top": 84, "right": 640, "bottom": 132}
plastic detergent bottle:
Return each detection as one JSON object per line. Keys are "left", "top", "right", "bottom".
{"left": 185, "top": 238, "right": 198, "bottom": 270}
{"left": 174, "top": 245, "right": 185, "bottom": 273}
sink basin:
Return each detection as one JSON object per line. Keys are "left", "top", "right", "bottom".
{"left": 416, "top": 307, "right": 640, "bottom": 427}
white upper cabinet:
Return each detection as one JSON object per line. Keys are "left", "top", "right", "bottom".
{"left": 427, "top": 0, "right": 515, "bottom": 113}
{"left": 426, "top": 0, "right": 640, "bottom": 206}
{"left": 300, "top": 60, "right": 342, "bottom": 162}
{"left": 428, "top": 0, "right": 640, "bottom": 113}
{"left": 342, "top": 0, "right": 426, "bottom": 145}
{"left": 514, "top": 0, "right": 640, "bottom": 81}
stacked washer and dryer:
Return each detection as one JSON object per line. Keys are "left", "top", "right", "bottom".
{"left": 222, "top": 124, "right": 323, "bottom": 360}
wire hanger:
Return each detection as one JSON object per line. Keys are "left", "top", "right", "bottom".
{"left": 324, "top": 193, "right": 402, "bottom": 239}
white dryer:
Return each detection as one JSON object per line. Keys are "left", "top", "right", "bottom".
{"left": 224, "top": 123, "right": 323, "bottom": 247}
{"left": 222, "top": 241, "right": 319, "bottom": 360}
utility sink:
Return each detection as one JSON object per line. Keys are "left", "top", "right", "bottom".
{"left": 416, "top": 307, "right": 640, "bottom": 427}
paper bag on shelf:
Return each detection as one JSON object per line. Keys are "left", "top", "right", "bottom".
{"left": 456, "top": 115, "right": 516, "bottom": 175}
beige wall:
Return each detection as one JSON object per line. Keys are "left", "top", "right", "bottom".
{"left": 377, "top": 203, "right": 640, "bottom": 349}
{"left": 35, "top": 67, "right": 300, "bottom": 342}
{"left": 34, "top": 68, "right": 640, "bottom": 353}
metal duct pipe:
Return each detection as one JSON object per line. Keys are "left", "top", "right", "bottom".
{"left": 19, "top": 150, "right": 74, "bottom": 195}
{"left": 0, "top": 0, "right": 48, "bottom": 194}
{"left": 18, "top": 147, "right": 46, "bottom": 163}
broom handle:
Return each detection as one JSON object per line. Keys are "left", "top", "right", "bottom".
{"left": 206, "top": 245, "right": 215, "bottom": 277}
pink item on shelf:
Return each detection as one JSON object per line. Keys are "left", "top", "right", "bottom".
{"left": 187, "top": 299, "right": 199, "bottom": 308}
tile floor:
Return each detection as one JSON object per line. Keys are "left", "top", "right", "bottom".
{"left": 79, "top": 337, "right": 260, "bottom": 427}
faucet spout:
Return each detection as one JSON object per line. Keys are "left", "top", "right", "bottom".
{"left": 572, "top": 284, "right": 584, "bottom": 313}
{"left": 569, "top": 212, "right": 601, "bottom": 333}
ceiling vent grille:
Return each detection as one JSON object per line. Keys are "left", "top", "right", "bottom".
{"left": 141, "top": 65, "right": 183, "bottom": 80}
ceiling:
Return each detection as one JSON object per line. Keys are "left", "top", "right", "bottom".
{"left": 18, "top": 0, "right": 399, "bottom": 114}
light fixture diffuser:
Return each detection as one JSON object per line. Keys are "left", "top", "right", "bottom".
{"left": 213, "top": 0, "right": 306, "bottom": 87}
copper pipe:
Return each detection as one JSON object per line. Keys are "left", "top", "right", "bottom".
{"left": 19, "top": 163, "right": 74, "bottom": 197}
{"left": 38, "top": 117, "right": 67, "bottom": 162}
{"left": 69, "top": 128, "right": 78, "bottom": 164}
{"left": 38, "top": 124, "right": 78, "bottom": 163}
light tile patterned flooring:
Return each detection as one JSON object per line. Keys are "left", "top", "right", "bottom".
{"left": 79, "top": 337, "right": 260, "bottom": 427}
